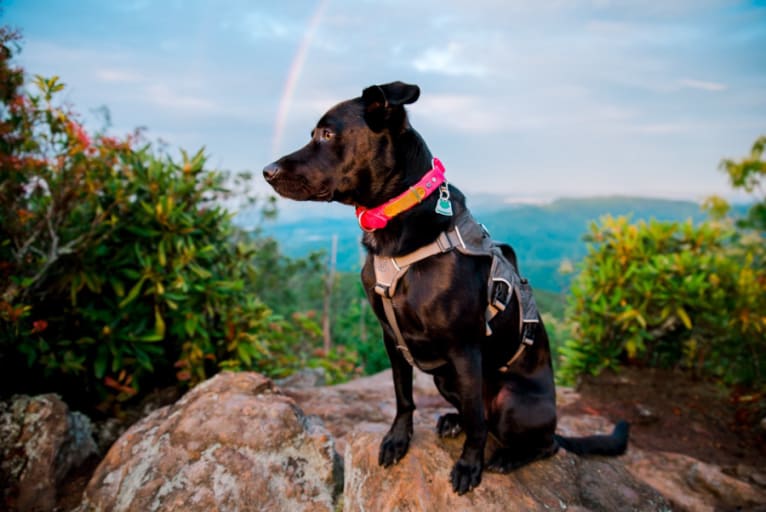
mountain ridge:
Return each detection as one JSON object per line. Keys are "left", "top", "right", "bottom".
{"left": 240, "top": 195, "right": 740, "bottom": 291}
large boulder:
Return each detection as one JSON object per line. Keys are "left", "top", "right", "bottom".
{"left": 0, "top": 394, "right": 98, "bottom": 512}
{"left": 288, "top": 369, "right": 765, "bottom": 512}
{"left": 74, "top": 368, "right": 765, "bottom": 511}
{"left": 289, "top": 370, "right": 669, "bottom": 511}
{"left": 343, "top": 430, "right": 669, "bottom": 512}
{"left": 77, "top": 372, "right": 341, "bottom": 512}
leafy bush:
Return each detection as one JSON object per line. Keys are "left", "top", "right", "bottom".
{"left": 0, "top": 32, "right": 358, "bottom": 411}
{"left": 248, "top": 237, "right": 375, "bottom": 376}
{"left": 560, "top": 215, "right": 765, "bottom": 387}
{"left": 715, "top": 135, "right": 766, "bottom": 231}
{"left": 562, "top": 135, "right": 766, "bottom": 388}
{"left": 255, "top": 310, "right": 360, "bottom": 384}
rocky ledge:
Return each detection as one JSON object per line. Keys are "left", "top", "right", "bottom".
{"left": 2, "top": 370, "right": 765, "bottom": 511}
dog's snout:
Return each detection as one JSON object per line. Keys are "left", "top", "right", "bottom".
{"left": 262, "top": 162, "right": 281, "bottom": 182}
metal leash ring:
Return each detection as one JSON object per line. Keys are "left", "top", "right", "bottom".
{"left": 439, "top": 183, "right": 450, "bottom": 201}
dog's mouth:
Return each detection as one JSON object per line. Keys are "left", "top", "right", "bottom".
{"left": 266, "top": 173, "right": 333, "bottom": 202}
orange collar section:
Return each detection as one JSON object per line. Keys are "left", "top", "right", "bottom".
{"left": 355, "top": 158, "right": 446, "bottom": 232}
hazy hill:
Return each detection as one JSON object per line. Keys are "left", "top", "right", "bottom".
{"left": 241, "top": 196, "right": 723, "bottom": 292}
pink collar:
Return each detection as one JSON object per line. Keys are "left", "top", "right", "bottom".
{"left": 355, "top": 158, "right": 446, "bottom": 232}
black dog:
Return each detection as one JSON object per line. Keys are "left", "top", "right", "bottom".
{"left": 263, "top": 81, "right": 628, "bottom": 494}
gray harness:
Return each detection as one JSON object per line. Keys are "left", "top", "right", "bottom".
{"left": 372, "top": 210, "right": 539, "bottom": 372}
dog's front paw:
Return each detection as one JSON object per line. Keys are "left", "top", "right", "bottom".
{"left": 436, "top": 413, "right": 463, "bottom": 437}
{"left": 378, "top": 431, "right": 410, "bottom": 467}
{"left": 450, "top": 458, "right": 482, "bottom": 495}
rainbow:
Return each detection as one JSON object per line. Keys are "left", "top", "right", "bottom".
{"left": 271, "top": 0, "right": 329, "bottom": 158}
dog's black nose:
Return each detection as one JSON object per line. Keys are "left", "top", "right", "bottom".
{"left": 262, "top": 162, "right": 281, "bottom": 182}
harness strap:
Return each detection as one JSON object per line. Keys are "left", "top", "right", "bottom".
{"left": 375, "top": 227, "right": 465, "bottom": 371}
{"left": 373, "top": 212, "right": 539, "bottom": 373}
{"left": 373, "top": 228, "right": 465, "bottom": 298}
{"left": 380, "top": 296, "right": 446, "bottom": 370}
{"left": 499, "top": 279, "right": 538, "bottom": 372}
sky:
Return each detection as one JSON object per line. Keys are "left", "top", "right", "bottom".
{"left": 3, "top": 0, "right": 766, "bottom": 209}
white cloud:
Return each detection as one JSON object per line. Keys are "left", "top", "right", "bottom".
{"left": 416, "top": 94, "right": 508, "bottom": 133}
{"left": 678, "top": 78, "right": 727, "bottom": 92}
{"left": 629, "top": 122, "right": 690, "bottom": 134}
{"left": 238, "top": 12, "right": 295, "bottom": 40}
{"left": 94, "top": 68, "right": 143, "bottom": 83}
{"left": 585, "top": 19, "right": 637, "bottom": 35}
{"left": 412, "top": 42, "right": 487, "bottom": 78}
{"left": 144, "top": 84, "right": 218, "bottom": 113}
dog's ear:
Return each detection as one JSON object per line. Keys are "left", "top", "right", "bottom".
{"left": 363, "top": 81, "right": 420, "bottom": 107}
{"left": 362, "top": 81, "right": 420, "bottom": 132}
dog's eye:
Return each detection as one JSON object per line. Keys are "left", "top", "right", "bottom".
{"left": 320, "top": 128, "right": 334, "bottom": 141}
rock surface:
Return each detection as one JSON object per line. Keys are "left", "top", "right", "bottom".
{"left": 288, "top": 371, "right": 668, "bottom": 511}
{"left": 66, "top": 368, "right": 765, "bottom": 511}
{"left": 77, "top": 372, "right": 341, "bottom": 512}
{"left": 0, "top": 394, "right": 98, "bottom": 512}
{"left": 283, "top": 368, "right": 585, "bottom": 454}
{"left": 287, "top": 369, "right": 765, "bottom": 512}
{"left": 626, "top": 450, "right": 766, "bottom": 512}
{"left": 344, "top": 430, "right": 668, "bottom": 512}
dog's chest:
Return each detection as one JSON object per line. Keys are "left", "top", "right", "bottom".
{"left": 365, "top": 252, "right": 489, "bottom": 367}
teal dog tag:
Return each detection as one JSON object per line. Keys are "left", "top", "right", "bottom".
{"left": 435, "top": 184, "right": 453, "bottom": 216}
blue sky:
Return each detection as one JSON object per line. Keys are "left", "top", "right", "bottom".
{"left": 4, "top": 0, "right": 766, "bottom": 206}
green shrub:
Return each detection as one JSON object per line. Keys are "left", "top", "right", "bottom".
{"left": 246, "top": 234, "right": 382, "bottom": 375}
{"left": 0, "top": 33, "right": 358, "bottom": 411}
{"left": 560, "top": 215, "right": 765, "bottom": 387}
{"left": 0, "top": 73, "right": 257, "bottom": 404}
{"left": 716, "top": 135, "right": 766, "bottom": 231}
{"left": 259, "top": 310, "right": 360, "bottom": 385}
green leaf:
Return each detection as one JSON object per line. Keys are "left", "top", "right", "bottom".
{"left": 110, "top": 278, "right": 125, "bottom": 297}
{"left": 119, "top": 277, "right": 146, "bottom": 308}
{"left": 676, "top": 306, "right": 693, "bottom": 329}
{"left": 83, "top": 272, "right": 100, "bottom": 293}
{"left": 237, "top": 343, "right": 252, "bottom": 366}
{"left": 134, "top": 244, "right": 148, "bottom": 267}
{"left": 188, "top": 263, "right": 212, "bottom": 279}
{"left": 135, "top": 349, "right": 154, "bottom": 372}
{"left": 120, "top": 268, "right": 141, "bottom": 280}
{"left": 158, "top": 240, "right": 167, "bottom": 266}
{"left": 140, "top": 201, "right": 155, "bottom": 216}
{"left": 135, "top": 333, "right": 164, "bottom": 343}
{"left": 154, "top": 307, "right": 166, "bottom": 337}
{"left": 184, "top": 315, "right": 198, "bottom": 336}
{"left": 126, "top": 225, "right": 162, "bottom": 237}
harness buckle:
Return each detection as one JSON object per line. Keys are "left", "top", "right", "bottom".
{"left": 521, "top": 321, "right": 537, "bottom": 346}
{"left": 435, "top": 232, "right": 454, "bottom": 252}
{"left": 490, "top": 277, "right": 512, "bottom": 312}
{"left": 374, "top": 283, "right": 392, "bottom": 298}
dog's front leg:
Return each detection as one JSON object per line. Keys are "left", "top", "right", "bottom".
{"left": 378, "top": 332, "right": 415, "bottom": 467}
{"left": 450, "top": 349, "right": 486, "bottom": 494}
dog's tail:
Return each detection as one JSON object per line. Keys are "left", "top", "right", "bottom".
{"left": 554, "top": 420, "right": 630, "bottom": 456}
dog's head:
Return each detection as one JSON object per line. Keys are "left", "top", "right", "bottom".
{"left": 263, "top": 81, "right": 421, "bottom": 207}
